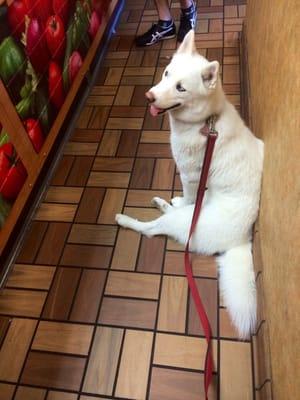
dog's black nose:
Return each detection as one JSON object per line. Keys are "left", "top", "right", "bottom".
{"left": 145, "top": 91, "right": 155, "bottom": 103}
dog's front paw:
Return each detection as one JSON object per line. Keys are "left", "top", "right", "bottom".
{"left": 115, "top": 213, "right": 132, "bottom": 228}
{"left": 171, "top": 196, "right": 186, "bottom": 208}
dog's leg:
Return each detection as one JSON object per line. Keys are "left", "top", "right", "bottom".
{"left": 151, "top": 196, "right": 174, "bottom": 214}
{"left": 172, "top": 177, "right": 198, "bottom": 207}
{"left": 116, "top": 206, "right": 192, "bottom": 243}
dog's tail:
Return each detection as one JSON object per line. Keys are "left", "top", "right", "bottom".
{"left": 217, "top": 242, "right": 256, "bottom": 339}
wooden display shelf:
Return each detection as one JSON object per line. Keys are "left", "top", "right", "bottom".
{"left": 0, "top": 0, "right": 120, "bottom": 255}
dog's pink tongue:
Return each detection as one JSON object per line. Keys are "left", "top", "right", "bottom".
{"left": 150, "top": 105, "right": 163, "bottom": 117}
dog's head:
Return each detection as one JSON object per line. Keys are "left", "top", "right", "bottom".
{"left": 146, "top": 30, "right": 221, "bottom": 120}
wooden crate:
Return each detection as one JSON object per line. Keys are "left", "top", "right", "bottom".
{"left": 0, "top": 0, "right": 120, "bottom": 255}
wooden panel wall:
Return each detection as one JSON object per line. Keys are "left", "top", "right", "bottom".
{"left": 245, "top": 1, "right": 299, "bottom": 399}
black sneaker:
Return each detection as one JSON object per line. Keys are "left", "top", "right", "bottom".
{"left": 177, "top": 2, "right": 197, "bottom": 42}
{"left": 135, "top": 21, "right": 176, "bottom": 47}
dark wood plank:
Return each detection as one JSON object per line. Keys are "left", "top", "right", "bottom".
{"left": 51, "top": 156, "right": 75, "bottom": 186}
{"left": 130, "top": 158, "right": 155, "bottom": 189}
{"left": 66, "top": 156, "right": 94, "bottom": 186}
{"left": 60, "top": 244, "right": 112, "bottom": 269}
{"left": 75, "top": 188, "right": 105, "bottom": 223}
{"left": 70, "top": 270, "right": 107, "bottom": 323}
{"left": 137, "top": 236, "right": 165, "bottom": 273}
{"left": 17, "top": 222, "right": 48, "bottom": 264}
{"left": 21, "top": 352, "right": 86, "bottom": 391}
{"left": 36, "top": 223, "right": 71, "bottom": 265}
{"left": 42, "top": 268, "right": 81, "bottom": 320}
{"left": 117, "top": 130, "right": 141, "bottom": 157}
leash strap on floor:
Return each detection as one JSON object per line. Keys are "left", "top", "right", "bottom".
{"left": 184, "top": 124, "right": 218, "bottom": 400}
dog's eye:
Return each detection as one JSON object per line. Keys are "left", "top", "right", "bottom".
{"left": 176, "top": 83, "right": 186, "bottom": 92}
{"left": 165, "top": 70, "right": 169, "bottom": 77}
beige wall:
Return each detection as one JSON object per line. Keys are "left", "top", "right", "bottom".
{"left": 245, "top": 1, "right": 299, "bottom": 399}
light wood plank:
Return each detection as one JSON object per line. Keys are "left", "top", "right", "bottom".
{"left": 111, "top": 230, "right": 141, "bottom": 270}
{"left": 105, "top": 271, "right": 160, "bottom": 299}
{"left": 98, "top": 189, "right": 127, "bottom": 224}
{"left": 83, "top": 327, "right": 123, "bottom": 395}
{"left": 68, "top": 224, "right": 117, "bottom": 246}
{"left": 45, "top": 187, "right": 83, "bottom": 204}
{"left": 0, "top": 319, "right": 37, "bottom": 381}
{"left": 158, "top": 276, "right": 188, "bottom": 333}
{"left": 87, "top": 172, "right": 130, "bottom": 188}
{"left": 220, "top": 340, "right": 253, "bottom": 399}
{"left": 7, "top": 265, "right": 55, "bottom": 290}
{"left": 116, "top": 330, "right": 153, "bottom": 399}
{"left": 32, "top": 322, "right": 93, "bottom": 355}
{"left": 34, "top": 203, "right": 77, "bottom": 222}
{"left": 154, "top": 333, "right": 218, "bottom": 371}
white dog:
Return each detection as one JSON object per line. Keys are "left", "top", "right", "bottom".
{"left": 116, "top": 30, "right": 264, "bottom": 339}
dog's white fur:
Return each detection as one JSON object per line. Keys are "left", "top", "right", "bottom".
{"left": 116, "top": 31, "right": 264, "bottom": 339}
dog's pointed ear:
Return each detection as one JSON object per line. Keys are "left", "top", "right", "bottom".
{"left": 176, "top": 30, "right": 197, "bottom": 55}
{"left": 201, "top": 61, "right": 219, "bottom": 89}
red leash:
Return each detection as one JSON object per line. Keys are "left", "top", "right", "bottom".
{"left": 184, "top": 116, "right": 218, "bottom": 399}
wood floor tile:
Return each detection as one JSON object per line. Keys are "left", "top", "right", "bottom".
{"left": 106, "top": 117, "right": 143, "bottom": 130}
{"left": 98, "top": 189, "right": 127, "bottom": 224}
{"left": 220, "top": 340, "right": 253, "bottom": 399}
{"left": 97, "top": 130, "right": 121, "bottom": 156}
{"left": 71, "top": 129, "right": 103, "bottom": 143}
{"left": 7, "top": 264, "right": 55, "bottom": 290}
{"left": 126, "top": 189, "right": 171, "bottom": 207}
{"left": 126, "top": 50, "right": 144, "bottom": 67}
{"left": 114, "top": 85, "right": 135, "bottom": 105}
{"left": 131, "top": 85, "right": 148, "bottom": 106}
{"left": 68, "top": 224, "right": 117, "bottom": 246}
{"left": 137, "top": 143, "right": 172, "bottom": 158}
{"left": 111, "top": 229, "right": 141, "bottom": 270}
{"left": 60, "top": 244, "right": 112, "bottom": 269}
{"left": 188, "top": 278, "right": 218, "bottom": 337}
{"left": 99, "top": 297, "right": 157, "bottom": 329}
{"left": 21, "top": 352, "right": 86, "bottom": 391}
{"left": 0, "top": 319, "right": 37, "bottom": 381}
{"left": 154, "top": 333, "right": 218, "bottom": 371}
{"left": 116, "top": 330, "right": 153, "bottom": 399}
{"left": 110, "top": 106, "right": 146, "bottom": 118}
{"left": 142, "top": 50, "right": 159, "bottom": 66}
{"left": 70, "top": 270, "right": 107, "bottom": 323}
{"left": 93, "top": 157, "right": 134, "bottom": 172}
{"left": 117, "top": 130, "right": 140, "bottom": 156}
{"left": 66, "top": 156, "right": 94, "bottom": 186}
{"left": 123, "top": 206, "right": 160, "bottom": 221}
{"left": 88, "top": 107, "right": 110, "bottom": 129}
{"left": 64, "top": 142, "right": 98, "bottom": 156}
{"left": 0, "top": 384, "right": 15, "bottom": 400}
{"left": 152, "top": 159, "right": 175, "bottom": 190}
{"left": 219, "top": 308, "right": 239, "bottom": 339}
{"left": 158, "top": 276, "right": 188, "bottom": 333}
{"left": 33, "top": 321, "right": 93, "bottom": 355}
{"left": 35, "top": 203, "right": 77, "bottom": 222}
{"left": 14, "top": 386, "right": 46, "bottom": 400}
{"left": 150, "top": 367, "right": 217, "bottom": 400}
{"left": 75, "top": 188, "right": 105, "bottom": 223}
{"left": 0, "top": 316, "right": 10, "bottom": 348}
{"left": 121, "top": 75, "right": 153, "bottom": 85}
{"left": 42, "top": 268, "right": 81, "bottom": 320}
{"left": 105, "top": 271, "right": 160, "bottom": 299}
{"left": 83, "top": 327, "right": 123, "bottom": 395}
{"left": 130, "top": 158, "right": 155, "bottom": 189}
{"left": 45, "top": 187, "right": 83, "bottom": 204}
{"left": 86, "top": 95, "right": 115, "bottom": 106}
{"left": 164, "top": 252, "right": 217, "bottom": 278}
{"left": 0, "top": 290, "right": 46, "bottom": 317}
{"left": 104, "top": 67, "right": 123, "bottom": 85}
{"left": 140, "top": 130, "right": 170, "bottom": 143}
{"left": 17, "top": 221, "right": 48, "bottom": 263}
{"left": 137, "top": 236, "right": 165, "bottom": 273}
{"left": 51, "top": 156, "right": 74, "bottom": 185}
{"left": 36, "top": 223, "right": 71, "bottom": 265}
{"left": 76, "top": 106, "right": 93, "bottom": 128}
{"left": 87, "top": 172, "right": 130, "bottom": 188}
{"left": 48, "top": 392, "right": 78, "bottom": 400}
{"left": 142, "top": 112, "right": 163, "bottom": 131}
